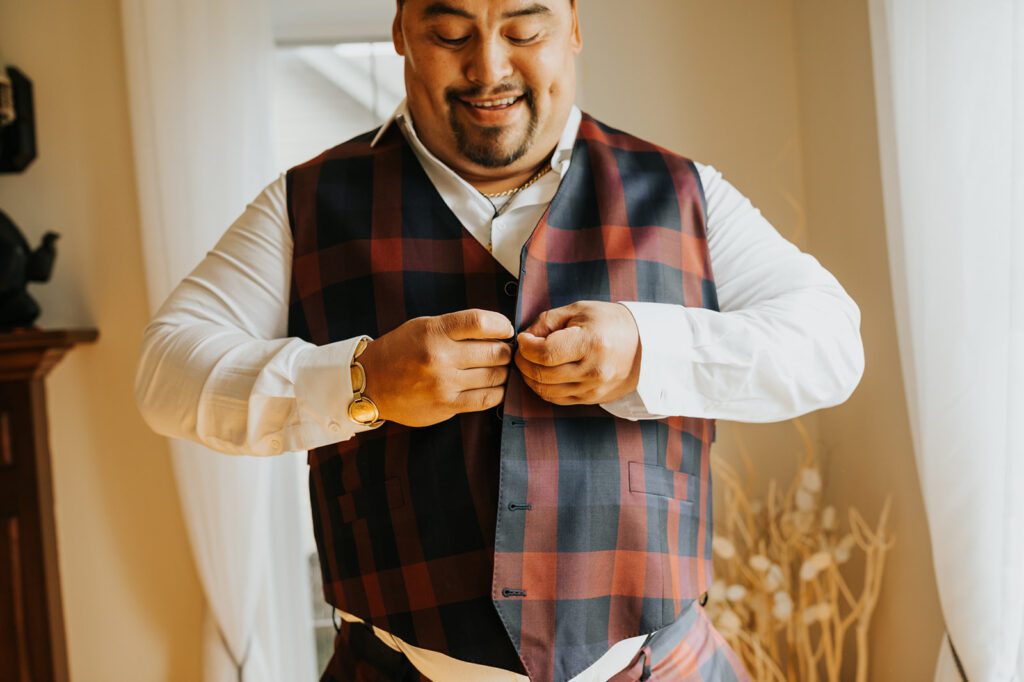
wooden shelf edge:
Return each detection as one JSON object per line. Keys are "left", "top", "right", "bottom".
{"left": 0, "top": 328, "right": 99, "bottom": 353}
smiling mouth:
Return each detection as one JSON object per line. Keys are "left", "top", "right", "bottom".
{"left": 461, "top": 95, "right": 523, "bottom": 110}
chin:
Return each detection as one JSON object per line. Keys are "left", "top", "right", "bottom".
{"left": 456, "top": 125, "right": 536, "bottom": 169}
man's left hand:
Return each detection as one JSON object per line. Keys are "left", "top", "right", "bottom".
{"left": 515, "top": 301, "right": 641, "bottom": 406}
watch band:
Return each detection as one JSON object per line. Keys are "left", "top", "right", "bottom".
{"left": 348, "top": 336, "right": 384, "bottom": 428}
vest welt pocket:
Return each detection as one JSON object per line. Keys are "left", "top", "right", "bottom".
{"left": 338, "top": 477, "right": 405, "bottom": 523}
{"left": 628, "top": 461, "right": 690, "bottom": 502}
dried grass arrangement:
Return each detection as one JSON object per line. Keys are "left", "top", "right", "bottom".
{"left": 707, "top": 419, "right": 894, "bottom": 682}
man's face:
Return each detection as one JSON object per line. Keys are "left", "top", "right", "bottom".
{"left": 393, "top": 0, "right": 581, "bottom": 177}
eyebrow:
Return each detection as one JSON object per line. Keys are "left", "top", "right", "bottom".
{"left": 422, "top": 2, "right": 552, "bottom": 20}
{"left": 503, "top": 3, "right": 552, "bottom": 18}
{"left": 423, "top": 3, "right": 474, "bottom": 19}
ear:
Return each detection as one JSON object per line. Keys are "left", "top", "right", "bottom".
{"left": 569, "top": 0, "right": 582, "bottom": 54}
{"left": 392, "top": 5, "right": 406, "bottom": 56}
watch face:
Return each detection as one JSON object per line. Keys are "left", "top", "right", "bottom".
{"left": 349, "top": 397, "right": 379, "bottom": 424}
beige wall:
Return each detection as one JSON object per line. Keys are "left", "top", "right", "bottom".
{"left": 0, "top": 0, "right": 203, "bottom": 680}
{"left": 792, "top": 1, "right": 944, "bottom": 679}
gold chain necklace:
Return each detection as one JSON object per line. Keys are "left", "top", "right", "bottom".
{"left": 481, "top": 164, "right": 553, "bottom": 199}
{"left": 482, "top": 163, "right": 555, "bottom": 252}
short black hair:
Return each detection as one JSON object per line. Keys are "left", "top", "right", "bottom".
{"left": 398, "top": 0, "right": 574, "bottom": 8}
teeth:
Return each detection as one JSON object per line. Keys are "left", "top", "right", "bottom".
{"left": 470, "top": 97, "right": 519, "bottom": 109}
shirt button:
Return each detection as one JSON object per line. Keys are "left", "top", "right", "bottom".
{"left": 503, "top": 280, "right": 518, "bottom": 297}
{"left": 270, "top": 439, "right": 282, "bottom": 453}
{"left": 328, "top": 421, "right": 341, "bottom": 433}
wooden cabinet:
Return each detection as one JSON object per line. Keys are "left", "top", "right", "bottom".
{"left": 0, "top": 329, "right": 97, "bottom": 682}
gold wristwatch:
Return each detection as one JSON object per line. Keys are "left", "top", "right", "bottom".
{"left": 348, "top": 336, "right": 384, "bottom": 428}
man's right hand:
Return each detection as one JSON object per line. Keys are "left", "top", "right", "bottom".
{"left": 356, "top": 309, "right": 514, "bottom": 428}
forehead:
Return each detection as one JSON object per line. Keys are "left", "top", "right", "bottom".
{"left": 408, "top": 0, "right": 566, "bottom": 21}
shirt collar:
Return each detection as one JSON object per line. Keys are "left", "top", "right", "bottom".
{"left": 370, "top": 98, "right": 581, "bottom": 178}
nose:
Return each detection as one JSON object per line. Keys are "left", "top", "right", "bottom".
{"left": 465, "top": 35, "right": 514, "bottom": 88}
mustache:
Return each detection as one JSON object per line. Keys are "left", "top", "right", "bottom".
{"left": 445, "top": 82, "right": 534, "bottom": 104}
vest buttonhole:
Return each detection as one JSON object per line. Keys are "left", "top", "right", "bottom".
{"left": 505, "top": 417, "right": 526, "bottom": 427}
{"left": 501, "top": 588, "right": 527, "bottom": 598}
{"left": 507, "top": 502, "right": 533, "bottom": 512}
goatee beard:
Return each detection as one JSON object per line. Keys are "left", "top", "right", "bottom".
{"left": 446, "top": 85, "right": 539, "bottom": 169}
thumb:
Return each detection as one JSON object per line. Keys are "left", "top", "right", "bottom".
{"left": 524, "top": 304, "right": 578, "bottom": 338}
{"left": 439, "top": 309, "right": 514, "bottom": 341}
{"left": 517, "top": 326, "right": 586, "bottom": 366}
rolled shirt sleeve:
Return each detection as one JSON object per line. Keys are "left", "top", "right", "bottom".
{"left": 599, "top": 162, "right": 865, "bottom": 422}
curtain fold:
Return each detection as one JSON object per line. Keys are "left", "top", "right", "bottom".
{"left": 120, "top": 1, "right": 317, "bottom": 680}
{"left": 868, "top": 1, "right": 1024, "bottom": 680}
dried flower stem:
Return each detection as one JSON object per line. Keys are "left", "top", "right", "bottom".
{"left": 707, "top": 419, "right": 893, "bottom": 681}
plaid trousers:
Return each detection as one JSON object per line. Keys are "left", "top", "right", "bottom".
{"left": 319, "top": 603, "right": 752, "bottom": 682}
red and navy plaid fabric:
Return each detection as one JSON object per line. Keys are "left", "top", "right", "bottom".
{"left": 610, "top": 603, "right": 751, "bottom": 681}
{"left": 286, "top": 114, "right": 719, "bottom": 682}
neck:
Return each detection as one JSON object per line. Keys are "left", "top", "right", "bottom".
{"left": 464, "top": 156, "right": 552, "bottom": 196}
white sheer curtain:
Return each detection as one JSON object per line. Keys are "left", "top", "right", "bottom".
{"left": 120, "top": 1, "right": 317, "bottom": 680}
{"left": 868, "top": 1, "right": 1024, "bottom": 680}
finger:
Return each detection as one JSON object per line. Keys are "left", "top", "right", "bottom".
{"left": 457, "top": 366, "right": 509, "bottom": 390}
{"left": 524, "top": 304, "right": 579, "bottom": 337}
{"left": 522, "top": 375, "right": 586, "bottom": 400}
{"left": 454, "top": 386, "right": 505, "bottom": 413}
{"left": 439, "top": 309, "right": 514, "bottom": 341}
{"left": 456, "top": 340, "right": 513, "bottom": 368}
{"left": 515, "top": 352, "right": 583, "bottom": 384}
{"left": 517, "top": 327, "right": 587, "bottom": 366}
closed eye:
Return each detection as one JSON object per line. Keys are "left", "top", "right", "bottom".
{"left": 508, "top": 33, "right": 541, "bottom": 45}
{"left": 436, "top": 34, "right": 470, "bottom": 47}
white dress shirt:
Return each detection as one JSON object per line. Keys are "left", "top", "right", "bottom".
{"left": 134, "top": 102, "right": 864, "bottom": 681}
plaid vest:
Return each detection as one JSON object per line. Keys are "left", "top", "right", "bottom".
{"left": 287, "top": 114, "right": 719, "bottom": 682}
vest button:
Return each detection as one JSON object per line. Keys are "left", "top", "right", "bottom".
{"left": 503, "top": 280, "right": 518, "bottom": 297}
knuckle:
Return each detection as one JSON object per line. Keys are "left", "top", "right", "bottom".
{"left": 593, "top": 364, "right": 614, "bottom": 383}
{"left": 465, "top": 309, "right": 484, "bottom": 329}
{"left": 429, "top": 376, "right": 452, "bottom": 401}
{"left": 536, "top": 345, "right": 553, "bottom": 364}
{"left": 590, "top": 332, "right": 611, "bottom": 355}
{"left": 474, "top": 388, "right": 498, "bottom": 410}
{"left": 421, "top": 343, "right": 445, "bottom": 367}
{"left": 494, "top": 342, "right": 511, "bottom": 364}
{"left": 426, "top": 313, "right": 449, "bottom": 335}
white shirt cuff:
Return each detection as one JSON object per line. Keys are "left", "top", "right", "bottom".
{"left": 599, "top": 301, "right": 703, "bottom": 420}
{"left": 293, "top": 335, "right": 378, "bottom": 448}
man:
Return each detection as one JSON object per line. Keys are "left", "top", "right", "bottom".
{"left": 135, "top": 0, "right": 864, "bottom": 680}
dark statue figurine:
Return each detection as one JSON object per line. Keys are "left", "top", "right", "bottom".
{"left": 0, "top": 209, "right": 58, "bottom": 328}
